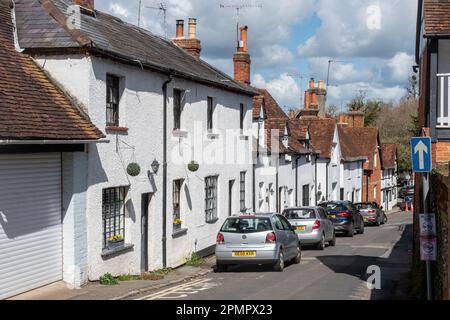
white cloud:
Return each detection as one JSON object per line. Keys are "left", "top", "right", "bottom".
{"left": 253, "top": 73, "right": 302, "bottom": 109}
{"left": 109, "top": 3, "right": 130, "bottom": 18}
{"left": 298, "top": 0, "right": 417, "bottom": 59}
{"left": 259, "top": 45, "right": 293, "bottom": 68}
{"left": 383, "top": 52, "right": 415, "bottom": 84}
{"left": 308, "top": 58, "right": 374, "bottom": 85}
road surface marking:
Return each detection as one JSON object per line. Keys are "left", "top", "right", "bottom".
{"left": 136, "top": 278, "right": 218, "bottom": 300}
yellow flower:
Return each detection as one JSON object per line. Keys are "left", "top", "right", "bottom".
{"left": 173, "top": 218, "right": 182, "bottom": 225}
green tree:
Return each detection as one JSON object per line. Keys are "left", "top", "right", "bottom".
{"left": 405, "top": 74, "right": 419, "bottom": 100}
{"left": 346, "top": 94, "right": 382, "bottom": 126}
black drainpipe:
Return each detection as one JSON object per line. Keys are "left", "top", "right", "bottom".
{"left": 326, "top": 161, "right": 329, "bottom": 201}
{"left": 162, "top": 74, "right": 173, "bottom": 268}
{"left": 295, "top": 156, "right": 299, "bottom": 206}
{"left": 314, "top": 155, "right": 318, "bottom": 205}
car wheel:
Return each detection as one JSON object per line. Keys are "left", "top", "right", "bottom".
{"left": 293, "top": 244, "right": 301, "bottom": 264}
{"left": 215, "top": 263, "right": 227, "bottom": 273}
{"left": 273, "top": 250, "right": 284, "bottom": 272}
{"left": 347, "top": 227, "right": 354, "bottom": 237}
{"left": 375, "top": 217, "right": 381, "bottom": 227}
{"left": 316, "top": 233, "right": 326, "bottom": 250}
{"left": 358, "top": 222, "right": 365, "bottom": 234}
{"left": 383, "top": 215, "right": 388, "bottom": 224}
{"left": 329, "top": 231, "right": 336, "bottom": 247}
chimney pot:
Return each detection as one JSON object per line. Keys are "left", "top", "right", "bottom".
{"left": 176, "top": 20, "right": 184, "bottom": 38}
{"left": 318, "top": 80, "right": 324, "bottom": 89}
{"left": 311, "top": 91, "right": 317, "bottom": 106}
{"left": 188, "top": 18, "right": 197, "bottom": 39}
{"left": 304, "top": 91, "right": 310, "bottom": 109}
{"left": 238, "top": 26, "right": 248, "bottom": 52}
{"left": 309, "top": 78, "right": 315, "bottom": 89}
{"left": 73, "top": 0, "right": 94, "bottom": 11}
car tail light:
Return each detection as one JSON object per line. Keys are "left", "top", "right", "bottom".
{"left": 266, "top": 232, "right": 276, "bottom": 243}
{"left": 337, "top": 212, "right": 352, "bottom": 217}
{"left": 216, "top": 233, "right": 224, "bottom": 244}
{"left": 368, "top": 209, "right": 376, "bottom": 213}
{"left": 312, "top": 220, "right": 321, "bottom": 230}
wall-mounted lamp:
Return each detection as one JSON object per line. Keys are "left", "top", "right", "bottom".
{"left": 151, "top": 159, "right": 160, "bottom": 175}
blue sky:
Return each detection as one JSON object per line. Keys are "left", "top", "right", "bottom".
{"left": 96, "top": 0, "right": 418, "bottom": 112}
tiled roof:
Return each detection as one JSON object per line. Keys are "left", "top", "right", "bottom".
{"left": 252, "top": 88, "right": 289, "bottom": 120}
{"left": 339, "top": 127, "right": 380, "bottom": 170}
{"left": 265, "top": 119, "right": 309, "bottom": 155}
{"left": 252, "top": 88, "right": 312, "bottom": 155}
{"left": 423, "top": 0, "right": 450, "bottom": 36}
{"left": 296, "top": 118, "right": 336, "bottom": 158}
{"left": 0, "top": 0, "right": 103, "bottom": 140}
{"left": 381, "top": 143, "right": 397, "bottom": 169}
{"left": 338, "top": 127, "right": 369, "bottom": 162}
{"left": 14, "top": 0, "right": 257, "bottom": 96}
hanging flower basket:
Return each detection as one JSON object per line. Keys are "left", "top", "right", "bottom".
{"left": 127, "top": 162, "right": 141, "bottom": 177}
{"left": 187, "top": 161, "right": 199, "bottom": 172}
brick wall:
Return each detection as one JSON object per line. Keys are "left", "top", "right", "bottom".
{"left": 233, "top": 52, "right": 251, "bottom": 85}
{"left": 362, "top": 149, "right": 382, "bottom": 204}
{"left": 413, "top": 168, "right": 450, "bottom": 300}
{"left": 433, "top": 141, "right": 450, "bottom": 164}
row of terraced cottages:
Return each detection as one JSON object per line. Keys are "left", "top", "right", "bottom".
{"left": 0, "top": 0, "right": 397, "bottom": 299}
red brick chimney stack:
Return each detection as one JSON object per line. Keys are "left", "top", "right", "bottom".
{"left": 73, "top": 0, "right": 94, "bottom": 11}
{"left": 175, "top": 20, "right": 184, "bottom": 38}
{"left": 233, "top": 26, "right": 251, "bottom": 85}
{"left": 171, "top": 18, "right": 202, "bottom": 58}
{"left": 347, "top": 111, "right": 365, "bottom": 128}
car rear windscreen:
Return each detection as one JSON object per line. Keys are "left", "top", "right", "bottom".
{"left": 283, "top": 209, "right": 316, "bottom": 220}
{"left": 221, "top": 218, "right": 272, "bottom": 233}
{"left": 320, "top": 203, "right": 347, "bottom": 212}
{"left": 355, "top": 203, "right": 373, "bottom": 209}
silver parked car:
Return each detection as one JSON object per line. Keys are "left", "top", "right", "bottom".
{"left": 215, "top": 213, "right": 301, "bottom": 272}
{"left": 282, "top": 207, "right": 336, "bottom": 250}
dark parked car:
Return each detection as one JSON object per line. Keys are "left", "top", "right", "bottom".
{"left": 318, "top": 201, "right": 364, "bottom": 237}
{"left": 355, "top": 202, "right": 387, "bottom": 226}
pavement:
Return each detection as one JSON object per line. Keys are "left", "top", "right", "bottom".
{"left": 9, "top": 208, "right": 411, "bottom": 301}
{"left": 8, "top": 257, "right": 216, "bottom": 300}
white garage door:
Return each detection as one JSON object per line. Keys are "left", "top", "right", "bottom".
{"left": 0, "top": 153, "right": 62, "bottom": 299}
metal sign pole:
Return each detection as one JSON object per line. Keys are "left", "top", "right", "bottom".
{"left": 422, "top": 172, "right": 433, "bottom": 300}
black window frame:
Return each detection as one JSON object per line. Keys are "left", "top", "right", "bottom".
{"left": 239, "top": 103, "right": 245, "bottom": 132}
{"left": 173, "top": 89, "right": 183, "bottom": 130}
{"left": 302, "top": 184, "right": 310, "bottom": 207}
{"left": 102, "top": 186, "right": 127, "bottom": 249}
{"left": 207, "top": 96, "right": 214, "bottom": 131}
{"left": 240, "top": 171, "right": 246, "bottom": 212}
{"left": 173, "top": 179, "right": 183, "bottom": 230}
{"left": 205, "top": 176, "right": 219, "bottom": 223}
{"left": 106, "top": 74, "right": 120, "bottom": 127}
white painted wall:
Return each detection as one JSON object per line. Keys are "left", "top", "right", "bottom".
{"left": 342, "top": 161, "right": 363, "bottom": 203}
{"left": 296, "top": 155, "right": 316, "bottom": 207}
{"left": 36, "top": 54, "right": 253, "bottom": 280}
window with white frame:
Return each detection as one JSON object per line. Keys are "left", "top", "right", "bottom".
{"left": 205, "top": 176, "right": 218, "bottom": 222}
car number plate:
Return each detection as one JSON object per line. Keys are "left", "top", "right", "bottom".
{"left": 363, "top": 218, "right": 369, "bottom": 222}
{"left": 329, "top": 215, "right": 336, "bottom": 219}
{"left": 296, "top": 226, "right": 306, "bottom": 231}
{"left": 232, "top": 251, "right": 256, "bottom": 257}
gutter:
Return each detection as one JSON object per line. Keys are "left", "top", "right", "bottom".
{"left": 162, "top": 74, "right": 173, "bottom": 269}
{"left": 0, "top": 139, "right": 109, "bottom": 145}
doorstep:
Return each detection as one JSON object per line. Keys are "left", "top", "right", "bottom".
{"left": 7, "top": 255, "right": 216, "bottom": 300}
